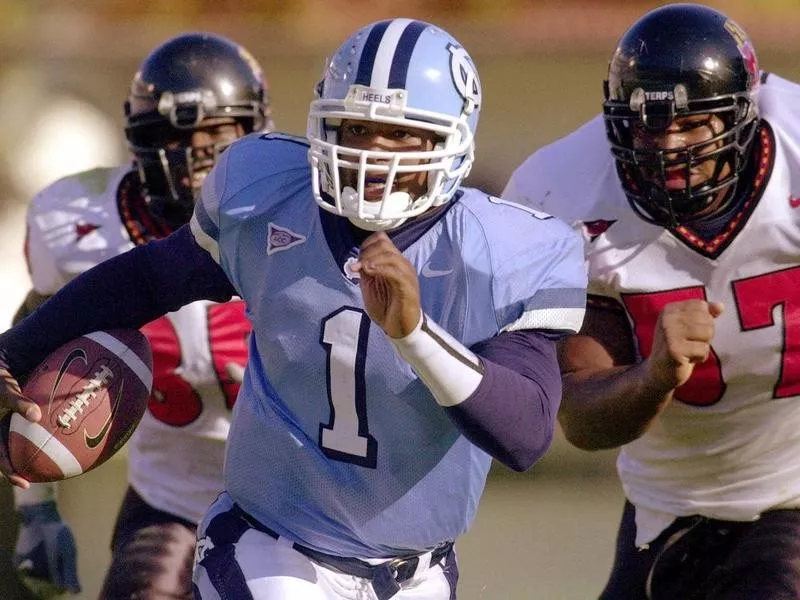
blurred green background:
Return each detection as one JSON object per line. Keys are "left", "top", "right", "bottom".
{"left": 0, "top": 1, "right": 798, "bottom": 598}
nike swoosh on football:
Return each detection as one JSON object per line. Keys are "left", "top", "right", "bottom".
{"left": 84, "top": 379, "right": 124, "bottom": 449}
{"left": 421, "top": 264, "right": 454, "bottom": 278}
{"left": 48, "top": 349, "right": 88, "bottom": 420}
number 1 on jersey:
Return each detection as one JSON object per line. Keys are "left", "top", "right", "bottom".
{"left": 319, "top": 307, "right": 378, "bottom": 468}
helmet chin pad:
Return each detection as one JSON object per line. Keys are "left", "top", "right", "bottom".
{"left": 341, "top": 186, "right": 411, "bottom": 231}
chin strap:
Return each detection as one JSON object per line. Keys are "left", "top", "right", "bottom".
{"left": 346, "top": 215, "right": 408, "bottom": 232}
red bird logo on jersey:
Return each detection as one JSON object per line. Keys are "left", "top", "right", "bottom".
{"left": 75, "top": 222, "right": 100, "bottom": 240}
{"left": 582, "top": 219, "right": 616, "bottom": 241}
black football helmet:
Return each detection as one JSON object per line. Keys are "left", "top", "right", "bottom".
{"left": 125, "top": 32, "right": 273, "bottom": 230}
{"left": 603, "top": 4, "right": 761, "bottom": 227}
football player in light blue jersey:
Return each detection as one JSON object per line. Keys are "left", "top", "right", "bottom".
{"left": 0, "top": 18, "right": 586, "bottom": 600}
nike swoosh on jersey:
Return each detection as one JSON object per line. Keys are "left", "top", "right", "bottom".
{"left": 84, "top": 379, "right": 124, "bottom": 449}
{"left": 421, "top": 263, "right": 454, "bottom": 278}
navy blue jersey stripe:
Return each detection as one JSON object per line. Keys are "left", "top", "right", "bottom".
{"left": 442, "top": 548, "right": 459, "bottom": 600}
{"left": 203, "top": 544, "right": 253, "bottom": 599}
{"left": 355, "top": 21, "right": 390, "bottom": 85}
{"left": 194, "top": 196, "right": 219, "bottom": 239}
{"left": 198, "top": 510, "right": 253, "bottom": 598}
{"left": 205, "top": 509, "right": 249, "bottom": 545}
{"left": 388, "top": 20, "right": 428, "bottom": 89}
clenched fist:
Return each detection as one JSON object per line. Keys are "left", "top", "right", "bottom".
{"left": 644, "top": 299, "right": 724, "bottom": 391}
{"left": 350, "top": 232, "right": 422, "bottom": 339}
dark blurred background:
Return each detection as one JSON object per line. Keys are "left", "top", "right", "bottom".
{"left": 0, "top": 1, "right": 797, "bottom": 598}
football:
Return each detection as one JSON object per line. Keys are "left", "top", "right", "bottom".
{"left": 8, "top": 329, "right": 153, "bottom": 482}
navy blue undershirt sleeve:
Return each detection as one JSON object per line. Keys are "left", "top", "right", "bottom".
{"left": 0, "top": 224, "right": 235, "bottom": 380}
{"left": 444, "top": 330, "right": 562, "bottom": 472}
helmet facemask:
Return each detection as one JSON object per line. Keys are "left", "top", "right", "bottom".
{"left": 601, "top": 4, "right": 762, "bottom": 228}
{"left": 605, "top": 93, "right": 759, "bottom": 227}
{"left": 308, "top": 85, "right": 475, "bottom": 231}
{"left": 123, "top": 32, "right": 271, "bottom": 231}
{"left": 126, "top": 108, "right": 252, "bottom": 229}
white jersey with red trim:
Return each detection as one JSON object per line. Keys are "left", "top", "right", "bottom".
{"left": 25, "top": 166, "right": 135, "bottom": 294}
{"left": 25, "top": 166, "right": 250, "bottom": 524}
{"left": 503, "top": 73, "right": 800, "bottom": 543}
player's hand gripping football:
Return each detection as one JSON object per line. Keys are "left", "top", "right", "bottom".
{"left": 644, "top": 299, "right": 724, "bottom": 391}
{"left": 352, "top": 232, "right": 422, "bottom": 339}
{"left": 0, "top": 365, "right": 39, "bottom": 488}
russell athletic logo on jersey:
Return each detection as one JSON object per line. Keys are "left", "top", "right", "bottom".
{"left": 266, "top": 223, "right": 306, "bottom": 255}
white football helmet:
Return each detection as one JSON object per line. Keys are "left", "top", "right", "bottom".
{"left": 308, "top": 18, "right": 482, "bottom": 230}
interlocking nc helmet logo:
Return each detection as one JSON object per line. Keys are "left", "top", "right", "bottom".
{"left": 448, "top": 44, "right": 481, "bottom": 111}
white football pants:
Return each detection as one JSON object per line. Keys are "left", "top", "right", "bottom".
{"left": 192, "top": 493, "right": 456, "bottom": 600}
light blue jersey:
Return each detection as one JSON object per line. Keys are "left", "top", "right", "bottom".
{"left": 190, "top": 133, "right": 586, "bottom": 557}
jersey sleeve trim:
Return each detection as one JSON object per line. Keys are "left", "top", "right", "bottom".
{"left": 502, "top": 305, "right": 585, "bottom": 334}
{"left": 190, "top": 214, "right": 220, "bottom": 264}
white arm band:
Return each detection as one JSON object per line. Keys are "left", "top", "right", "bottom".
{"left": 14, "top": 481, "right": 57, "bottom": 506}
{"left": 391, "top": 313, "right": 485, "bottom": 407}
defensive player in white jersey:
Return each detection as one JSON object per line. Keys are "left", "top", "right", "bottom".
{"left": 9, "top": 33, "right": 271, "bottom": 599}
{"left": 0, "top": 18, "right": 587, "bottom": 600}
{"left": 503, "top": 4, "right": 800, "bottom": 599}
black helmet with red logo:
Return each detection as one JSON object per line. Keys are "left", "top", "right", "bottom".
{"left": 125, "top": 32, "right": 273, "bottom": 229}
{"left": 603, "top": 4, "right": 761, "bottom": 226}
